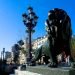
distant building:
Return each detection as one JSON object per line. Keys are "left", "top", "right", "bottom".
{"left": 5, "top": 51, "right": 12, "bottom": 64}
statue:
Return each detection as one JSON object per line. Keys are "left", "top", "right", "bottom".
{"left": 45, "top": 8, "right": 73, "bottom": 67}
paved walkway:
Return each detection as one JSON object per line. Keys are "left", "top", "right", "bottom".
{"left": 15, "top": 70, "right": 42, "bottom": 75}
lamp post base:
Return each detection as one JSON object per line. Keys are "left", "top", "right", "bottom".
{"left": 26, "top": 57, "right": 36, "bottom": 66}
{"left": 26, "top": 57, "right": 31, "bottom": 65}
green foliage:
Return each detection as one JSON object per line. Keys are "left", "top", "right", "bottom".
{"left": 34, "top": 47, "right": 42, "bottom": 61}
{"left": 20, "top": 47, "right": 26, "bottom": 54}
{"left": 12, "top": 44, "right": 20, "bottom": 63}
{"left": 34, "top": 44, "right": 50, "bottom": 61}
{"left": 17, "top": 40, "right": 24, "bottom": 46}
{"left": 71, "top": 37, "right": 75, "bottom": 49}
{"left": 71, "top": 37, "right": 75, "bottom": 60}
{"left": 42, "top": 45, "right": 50, "bottom": 56}
{"left": 17, "top": 39, "right": 27, "bottom": 55}
{"left": 12, "top": 40, "right": 25, "bottom": 63}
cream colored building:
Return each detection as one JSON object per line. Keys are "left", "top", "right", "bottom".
{"left": 32, "top": 35, "right": 48, "bottom": 50}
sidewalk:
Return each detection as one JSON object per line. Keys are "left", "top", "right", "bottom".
{"left": 15, "top": 70, "right": 42, "bottom": 75}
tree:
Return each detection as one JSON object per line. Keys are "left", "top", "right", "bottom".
{"left": 17, "top": 40, "right": 27, "bottom": 55}
{"left": 20, "top": 47, "right": 27, "bottom": 55}
{"left": 71, "top": 36, "right": 75, "bottom": 61}
{"left": 12, "top": 44, "right": 20, "bottom": 63}
{"left": 17, "top": 40, "right": 24, "bottom": 46}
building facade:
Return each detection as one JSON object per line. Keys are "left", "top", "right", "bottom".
{"left": 32, "top": 35, "right": 48, "bottom": 50}
{"left": 5, "top": 51, "right": 12, "bottom": 64}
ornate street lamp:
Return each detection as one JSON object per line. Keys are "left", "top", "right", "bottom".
{"left": 22, "top": 6, "right": 38, "bottom": 63}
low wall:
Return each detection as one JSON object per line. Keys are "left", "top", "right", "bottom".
{"left": 15, "top": 70, "right": 42, "bottom": 75}
{"left": 15, "top": 66, "right": 75, "bottom": 75}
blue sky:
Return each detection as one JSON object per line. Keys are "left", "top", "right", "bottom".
{"left": 0, "top": 0, "right": 75, "bottom": 53}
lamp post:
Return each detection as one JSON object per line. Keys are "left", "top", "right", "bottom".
{"left": 22, "top": 6, "right": 38, "bottom": 63}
